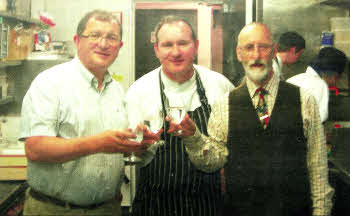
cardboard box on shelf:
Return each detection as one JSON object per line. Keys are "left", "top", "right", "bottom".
{"left": 7, "top": 27, "right": 34, "bottom": 61}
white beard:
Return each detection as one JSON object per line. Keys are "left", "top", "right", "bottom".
{"left": 243, "top": 60, "right": 271, "bottom": 83}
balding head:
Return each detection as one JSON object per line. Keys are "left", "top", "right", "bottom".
{"left": 237, "top": 23, "right": 273, "bottom": 47}
{"left": 236, "top": 23, "right": 277, "bottom": 86}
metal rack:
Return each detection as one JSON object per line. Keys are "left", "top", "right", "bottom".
{"left": 0, "top": 12, "right": 40, "bottom": 25}
{"left": 0, "top": 96, "right": 14, "bottom": 106}
{"left": 0, "top": 23, "right": 9, "bottom": 59}
{"left": 320, "top": 0, "right": 350, "bottom": 8}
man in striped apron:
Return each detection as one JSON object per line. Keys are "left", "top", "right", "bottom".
{"left": 125, "top": 15, "right": 234, "bottom": 216}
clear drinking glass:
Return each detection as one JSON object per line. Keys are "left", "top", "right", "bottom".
{"left": 148, "top": 110, "right": 165, "bottom": 147}
{"left": 167, "top": 106, "right": 186, "bottom": 124}
{"left": 149, "top": 110, "right": 165, "bottom": 133}
{"left": 167, "top": 106, "right": 186, "bottom": 135}
{"left": 124, "top": 122, "right": 144, "bottom": 165}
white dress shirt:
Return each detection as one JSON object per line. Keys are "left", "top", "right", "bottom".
{"left": 287, "top": 66, "right": 329, "bottom": 123}
{"left": 272, "top": 55, "right": 284, "bottom": 80}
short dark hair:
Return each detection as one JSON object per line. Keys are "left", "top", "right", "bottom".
{"left": 310, "top": 47, "right": 347, "bottom": 77}
{"left": 277, "top": 32, "right": 305, "bottom": 52}
{"left": 153, "top": 15, "right": 196, "bottom": 44}
{"left": 76, "top": 10, "right": 122, "bottom": 40}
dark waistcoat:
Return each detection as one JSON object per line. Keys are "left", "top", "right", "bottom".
{"left": 223, "top": 82, "right": 312, "bottom": 216}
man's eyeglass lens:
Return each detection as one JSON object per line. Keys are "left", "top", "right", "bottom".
{"left": 243, "top": 44, "right": 272, "bottom": 53}
{"left": 81, "top": 32, "right": 120, "bottom": 45}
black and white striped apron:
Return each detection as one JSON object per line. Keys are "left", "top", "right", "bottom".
{"left": 132, "top": 69, "right": 221, "bottom": 216}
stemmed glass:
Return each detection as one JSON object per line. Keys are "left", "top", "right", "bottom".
{"left": 148, "top": 110, "right": 165, "bottom": 134}
{"left": 166, "top": 96, "right": 191, "bottom": 134}
{"left": 167, "top": 106, "right": 186, "bottom": 124}
{"left": 147, "top": 110, "right": 165, "bottom": 150}
{"left": 124, "top": 121, "right": 144, "bottom": 165}
{"left": 124, "top": 109, "right": 165, "bottom": 165}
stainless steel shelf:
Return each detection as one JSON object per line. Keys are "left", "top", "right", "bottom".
{"left": 0, "top": 60, "right": 22, "bottom": 68}
{"left": 0, "top": 96, "right": 14, "bottom": 106}
{"left": 0, "top": 11, "right": 40, "bottom": 25}
{"left": 320, "top": 0, "right": 350, "bottom": 8}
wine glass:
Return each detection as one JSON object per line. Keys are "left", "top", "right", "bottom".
{"left": 149, "top": 110, "right": 165, "bottom": 134}
{"left": 167, "top": 106, "right": 186, "bottom": 124}
{"left": 147, "top": 110, "right": 166, "bottom": 150}
{"left": 167, "top": 106, "right": 186, "bottom": 135}
{"left": 124, "top": 122, "right": 144, "bottom": 165}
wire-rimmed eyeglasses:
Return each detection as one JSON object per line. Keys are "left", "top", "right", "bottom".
{"left": 81, "top": 32, "right": 121, "bottom": 45}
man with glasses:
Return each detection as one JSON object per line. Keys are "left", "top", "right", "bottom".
{"left": 177, "top": 23, "right": 333, "bottom": 216}
{"left": 20, "top": 10, "right": 157, "bottom": 216}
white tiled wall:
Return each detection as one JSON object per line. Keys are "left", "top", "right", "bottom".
{"left": 331, "top": 17, "right": 350, "bottom": 57}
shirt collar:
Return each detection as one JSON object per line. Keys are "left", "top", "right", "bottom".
{"left": 305, "top": 66, "right": 320, "bottom": 77}
{"left": 74, "top": 56, "right": 113, "bottom": 89}
{"left": 276, "top": 55, "right": 282, "bottom": 67}
{"left": 246, "top": 70, "right": 280, "bottom": 99}
{"left": 160, "top": 67, "right": 196, "bottom": 93}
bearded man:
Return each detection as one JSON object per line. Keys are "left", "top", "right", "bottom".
{"left": 175, "top": 22, "right": 334, "bottom": 216}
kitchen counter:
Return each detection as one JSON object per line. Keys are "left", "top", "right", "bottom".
{"left": 326, "top": 124, "right": 350, "bottom": 215}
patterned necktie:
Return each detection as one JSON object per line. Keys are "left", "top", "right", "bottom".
{"left": 256, "top": 87, "right": 269, "bottom": 128}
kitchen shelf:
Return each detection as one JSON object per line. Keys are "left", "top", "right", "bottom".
{"left": 0, "top": 60, "right": 22, "bottom": 68}
{"left": 320, "top": 0, "right": 350, "bottom": 8}
{"left": 0, "top": 11, "right": 40, "bottom": 25}
{"left": 0, "top": 96, "right": 14, "bottom": 106}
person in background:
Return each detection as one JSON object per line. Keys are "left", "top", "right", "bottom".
{"left": 20, "top": 10, "right": 158, "bottom": 216}
{"left": 287, "top": 47, "right": 347, "bottom": 123}
{"left": 125, "top": 15, "right": 234, "bottom": 216}
{"left": 310, "top": 47, "right": 347, "bottom": 88}
{"left": 273, "top": 31, "right": 305, "bottom": 80}
{"left": 175, "top": 22, "right": 333, "bottom": 216}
